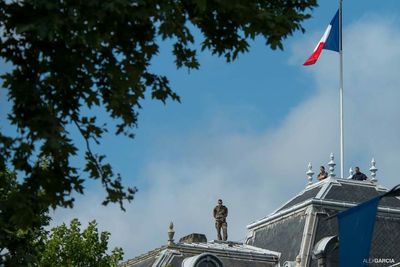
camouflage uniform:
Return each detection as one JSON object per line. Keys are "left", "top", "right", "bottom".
{"left": 213, "top": 204, "right": 228, "bottom": 241}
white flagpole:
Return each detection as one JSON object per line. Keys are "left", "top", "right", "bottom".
{"left": 339, "top": 0, "right": 344, "bottom": 178}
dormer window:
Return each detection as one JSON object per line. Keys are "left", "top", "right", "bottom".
{"left": 182, "top": 253, "right": 223, "bottom": 267}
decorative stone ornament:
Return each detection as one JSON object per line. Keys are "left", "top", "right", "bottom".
{"left": 348, "top": 167, "right": 354, "bottom": 179}
{"left": 168, "top": 222, "right": 175, "bottom": 246}
{"left": 306, "top": 162, "right": 314, "bottom": 185}
{"left": 370, "top": 158, "right": 378, "bottom": 183}
{"left": 328, "top": 153, "right": 336, "bottom": 178}
{"left": 295, "top": 255, "right": 301, "bottom": 267}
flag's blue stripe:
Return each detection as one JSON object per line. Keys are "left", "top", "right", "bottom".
{"left": 325, "top": 10, "right": 340, "bottom": 52}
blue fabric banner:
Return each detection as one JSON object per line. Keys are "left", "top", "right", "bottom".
{"left": 338, "top": 196, "right": 380, "bottom": 267}
{"left": 324, "top": 10, "right": 340, "bottom": 52}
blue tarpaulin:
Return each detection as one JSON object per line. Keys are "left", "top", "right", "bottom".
{"left": 338, "top": 196, "right": 380, "bottom": 267}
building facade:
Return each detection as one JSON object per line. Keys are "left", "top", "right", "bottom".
{"left": 121, "top": 167, "right": 400, "bottom": 267}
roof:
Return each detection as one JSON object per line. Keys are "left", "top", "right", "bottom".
{"left": 179, "top": 240, "right": 280, "bottom": 257}
{"left": 246, "top": 209, "right": 306, "bottom": 265}
{"left": 122, "top": 176, "right": 400, "bottom": 267}
{"left": 246, "top": 177, "right": 400, "bottom": 266}
{"left": 120, "top": 240, "right": 280, "bottom": 267}
{"left": 255, "top": 177, "right": 400, "bottom": 223}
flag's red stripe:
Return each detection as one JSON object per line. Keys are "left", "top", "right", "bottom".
{"left": 303, "top": 42, "right": 325, "bottom": 66}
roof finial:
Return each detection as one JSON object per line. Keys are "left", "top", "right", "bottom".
{"left": 328, "top": 153, "right": 336, "bottom": 178}
{"left": 370, "top": 158, "right": 378, "bottom": 183}
{"left": 348, "top": 167, "right": 354, "bottom": 179}
{"left": 296, "top": 255, "right": 301, "bottom": 267}
{"left": 167, "top": 222, "right": 175, "bottom": 246}
{"left": 306, "top": 162, "right": 314, "bottom": 185}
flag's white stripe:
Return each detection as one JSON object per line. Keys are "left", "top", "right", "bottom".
{"left": 312, "top": 25, "right": 332, "bottom": 52}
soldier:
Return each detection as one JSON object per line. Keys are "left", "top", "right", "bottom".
{"left": 351, "top": 167, "right": 368, "bottom": 181}
{"left": 317, "top": 166, "right": 328, "bottom": 181}
{"left": 213, "top": 199, "right": 228, "bottom": 241}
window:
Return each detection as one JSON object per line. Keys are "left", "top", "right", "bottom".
{"left": 182, "top": 253, "right": 223, "bottom": 267}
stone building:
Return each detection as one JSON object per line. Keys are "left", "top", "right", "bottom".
{"left": 121, "top": 157, "right": 400, "bottom": 267}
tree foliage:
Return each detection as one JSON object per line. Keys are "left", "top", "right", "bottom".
{"left": 1, "top": 171, "right": 121, "bottom": 266}
{"left": 0, "top": 0, "right": 317, "bottom": 260}
{"left": 39, "top": 218, "right": 123, "bottom": 267}
{"left": 0, "top": 169, "right": 48, "bottom": 266}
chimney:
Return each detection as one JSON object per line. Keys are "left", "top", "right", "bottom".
{"left": 179, "top": 233, "right": 207, "bottom": 243}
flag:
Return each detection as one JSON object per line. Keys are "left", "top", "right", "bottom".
{"left": 303, "top": 10, "right": 339, "bottom": 66}
{"left": 337, "top": 196, "right": 380, "bottom": 267}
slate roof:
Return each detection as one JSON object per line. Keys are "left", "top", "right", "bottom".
{"left": 246, "top": 177, "right": 400, "bottom": 266}
{"left": 308, "top": 210, "right": 400, "bottom": 267}
{"left": 123, "top": 177, "right": 400, "bottom": 267}
{"left": 276, "top": 186, "right": 322, "bottom": 212}
{"left": 120, "top": 247, "right": 164, "bottom": 267}
{"left": 274, "top": 178, "right": 400, "bottom": 214}
{"left": 120, "top": 240, "right": 280, "bottom": 267}
{"left": 247, "top": 210, "right": 306, "bottom": 265}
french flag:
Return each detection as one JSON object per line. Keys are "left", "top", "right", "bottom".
{"left": 303, "top": 10, "right": 340, "bottom": 66}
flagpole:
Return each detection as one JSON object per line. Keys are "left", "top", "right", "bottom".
{"left": 339, "top": 0, "right": 344, "bottom": 178}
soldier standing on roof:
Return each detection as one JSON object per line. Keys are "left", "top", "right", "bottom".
{"left": 213, "top": 199, "right": 228, "bottom": 241}
{"left": 351, "top": 166, "right": 368, "bottom": 181}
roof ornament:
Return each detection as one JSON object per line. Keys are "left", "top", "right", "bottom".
{"left": 328, "top": 153, "right": 336, "bottom": 178}
{"left": 370, "top": 158, "right": 378, "bottom": 183}
{"left": 167, "top": 222, "right": 175, "bottom": 246}
{"left": 348, "top": 167, "right": 354, "bottom": 179}
{"left": 295, "top": 255, "right": 301, "bottom": 267}
{"left": 306, "top": 162, "right": 314, "bottom": 185}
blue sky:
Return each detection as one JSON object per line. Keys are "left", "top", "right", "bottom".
{"left": 108, "top": 0, "right": 400, "bottom": 189}
{"left": 2, "top": 1, "right": 400, "bottom": 260}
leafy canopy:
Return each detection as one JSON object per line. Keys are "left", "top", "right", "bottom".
{"left": 0, "top": 0, "right": 317, "bottom": 230}
{"left": 39, "top": 218, "right": 123, "bottom": 267}
{"left": 0, "top": 170, "right": 121, "bottom": 266}
{"left": 0, "top": 169, "right": 49, "bottom": 266}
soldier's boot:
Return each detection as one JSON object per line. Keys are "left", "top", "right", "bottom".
{"left": 215, "top": 222, "right": 222, "bottom": 240}
{"left": 217, "top": 232, "right": 222, "bottom": 240}
{"left": 222, "top": 222, "right": 228, "bottom": 241}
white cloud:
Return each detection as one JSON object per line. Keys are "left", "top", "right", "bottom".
{"left": 52, "top": 14, "right": 400, "bottom": 260}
